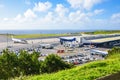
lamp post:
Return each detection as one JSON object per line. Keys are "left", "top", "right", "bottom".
{"left": 32, "top": 41, "right": 34, "bottom": 49}
{"left": 7, "top": 33, "right": 8, "bottom": 48}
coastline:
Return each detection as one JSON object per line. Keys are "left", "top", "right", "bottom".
{"left": 0, "top": 30, "right": 94, "bottom": 35}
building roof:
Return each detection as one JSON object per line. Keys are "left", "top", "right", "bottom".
{"left": 59, "top": 37, "right": 76, "bottom": 42}
{"left": 88, "top": 36, "right": 120, "bottom": 43}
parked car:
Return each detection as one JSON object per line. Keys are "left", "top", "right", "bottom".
{"left": 77, "top": 53, "right": 84, "bottom": 57}
{"left": 39, "top": 44, "right": 54, "bottom": 49}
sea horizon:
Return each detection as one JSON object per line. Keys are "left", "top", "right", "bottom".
{"left": 0, "top": 29, "right": 96, "bottom": 35}
{"left": 0, "top": 29, "right": 117, "bottom": 35}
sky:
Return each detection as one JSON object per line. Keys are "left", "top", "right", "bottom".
{"left": 0, "top": 0, "right": 120, "bottom": 30}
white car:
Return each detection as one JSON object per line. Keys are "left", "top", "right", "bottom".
{"left": 39, "top": 44, "right": 54, "bottom": 49}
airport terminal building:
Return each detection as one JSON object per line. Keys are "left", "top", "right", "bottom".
{"left": 59, "top": 34, "right": 120, "bottom": 48}
{"left": 81, "top": 34, "right": 120, "bottom": 48}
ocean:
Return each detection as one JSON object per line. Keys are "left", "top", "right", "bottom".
{"left": 0, "top": 30, "right": 94, "bottom": 35}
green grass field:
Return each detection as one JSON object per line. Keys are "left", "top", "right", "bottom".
{"left": 14, "top": 53, "right": 120, "bottom": 80}
{"left": 84, "top": 30, "right": 120, "bottom": 35}
{"left": 13, "top": 34, "right": 72, "bottom": 39}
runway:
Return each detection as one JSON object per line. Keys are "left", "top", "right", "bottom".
{"left": 0, "top": 35, "right": 59, "bottom": 51}
{"left": 0, "top": 35, "right": 12, "bottom": 43}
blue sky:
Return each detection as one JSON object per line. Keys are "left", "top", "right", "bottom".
{"left": 0, "top": 0, "right": 120, "bottom": 30}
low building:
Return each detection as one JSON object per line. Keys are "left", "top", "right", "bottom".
{"left": 80, "top": 34, "right": 120, "bottom": 48}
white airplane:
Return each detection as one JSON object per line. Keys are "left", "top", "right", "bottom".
{"left": 90, "top": 49, "right": 108, "bottom": 56}
{"left": 11, "top": 36, "right": 28, "bottom": 44}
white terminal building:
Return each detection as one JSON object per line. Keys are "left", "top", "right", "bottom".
{"left": 59, "top": 34, "right": 120, "bottom": 48}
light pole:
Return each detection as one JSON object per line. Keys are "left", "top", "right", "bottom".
{"left": 7, "top": 33, "right": 8, "bottom": 48}
{"left": 32, "top": 41, "right": 34, "bottom": 49}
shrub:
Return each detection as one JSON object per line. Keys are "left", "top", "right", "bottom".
{"left": 0, "top": 50, "right": 73, "bottom": 79}
{"left": 106, "top": 47, "right": 120, "bottom": 59}
{"left": 42, "top": 54, "right": 73, "bottom": 73}
{"left": 18, "top": 50, "right": 41, "bottom": 75}
{"left": 0, "top": 49, "right": 19, "bottom": 79}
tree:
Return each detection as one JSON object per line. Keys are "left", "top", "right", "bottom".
{"left": 106, "top": 47, "right": 120, "bottom": 59}
{"left": 29, "top": 51, "right": 41, "bottom": 74}
{"left": 0, "top": 49, "right": 19, "bottom": 79}
{"left": 0, "top": 49, "right": 73, "bottom": 79}
{"left": 18, "top": 50, "right": 41, "bottom": 75}
{"left": 43, "top": 54, "right": 73, "bottom": 73}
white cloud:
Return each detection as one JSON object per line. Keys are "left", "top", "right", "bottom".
{"left": 25, "top": 0, "right": 31, "bottom": 5}
{"left": 14, "top": 9, "right": 36, "bottom": 23}
{"left": 69, "top": 10, "right": 91, "bottom": 23}
{"left": 14, "top": 14, "right": 24, "bottom": 23}
{"left": 33, "top": 1, "right": 52, "bottom": 12}
{"left": 94, "top": 9, "right": 104, "bottom": 15}
{"left": 3, "top": 18, "right": 8, "bottom": 21}
{"left": 1, "top": 1, "right": 119, "bottom": 30}
{"left": 67, "top": 0, "right": 103, "bottom": 10}
{"left": 111, "top": 13, "right": 120, "bottom": 19}
{"left": 55, "top": 4, "right": 68, "bottom": 17}
{"left": 67, "top": 0, "right": 83, "bottom": 9}
{"left": 44, "top": 12, "right": 54, "bottom": 22}
{"left": 111, "top": 13, "right": 120, "bottom": 26}
{"left": 83, "top": 0, "right": 102, "bottom": 10}
{"left": 69, "top": 11, "right": 81, "bottom": 22}
{"left": 68, "top": 9, "right": 104, "bottom": 23}
{"left": 14, "top": 14, "right": 22, "bottom": 20}
{"left": 24, "top": 9, "right": 36, "bottom": 18}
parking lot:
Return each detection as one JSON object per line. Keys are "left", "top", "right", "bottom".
{"left": 0, "top": 37, "right": 109, "bottom": 65}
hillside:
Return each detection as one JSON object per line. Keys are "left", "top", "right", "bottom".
{"left": 97, "top": 72, "right": 120, "bottom": 80}
{"left": 14, "top": 52, "right": 120, "bottom": 80}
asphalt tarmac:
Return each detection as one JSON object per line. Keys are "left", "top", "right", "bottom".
{"left": 0, "top": 35, "right": 12, "bottom": 43}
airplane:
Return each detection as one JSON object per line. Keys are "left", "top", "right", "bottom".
{"left": 90, "top": 49, "right": 108, "bottom": 57}
{"left": 11, "top": 36, "right": 28, "bottom": 44}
